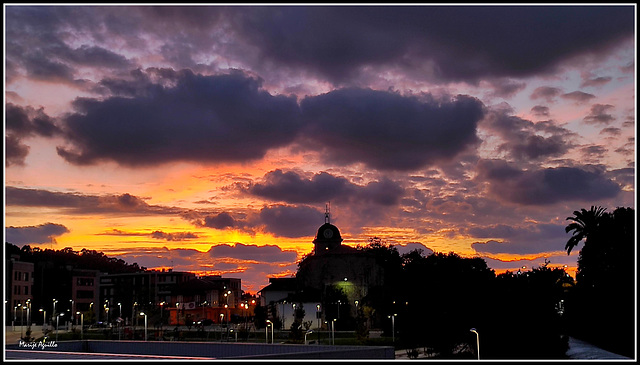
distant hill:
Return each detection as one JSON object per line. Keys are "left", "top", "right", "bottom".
{"left": 5, "top": 242, "right": 146, "bottom": 274}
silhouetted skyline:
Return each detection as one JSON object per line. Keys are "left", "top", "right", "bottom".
{"left": 4, "top": 5, "right": 636, "bottom": 293}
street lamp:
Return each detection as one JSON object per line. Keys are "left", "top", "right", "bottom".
{"left": 118, "top": 302, "right": 122, "bottom": 318}
{"left": 265, "top": 319, "right": 274, "bottom": 344}
{"left": 470, "top": 328, "right": 480, "bottom": 360}
{"left": 140, "top": 312, "right": 148, "bottom": 341}
{"left": 20, "top": 304, "right": 25, "bottom": 339}
{"left": 77, "top": 312, "right": 84, "bottom": 340}
{"left": 56, "top": 313, "right": 64, "bottom": 342}
{"left": 316, "top": 304, "right": 321, "bottom": 330}
{"left": 53, "top": 299, "right": 58, "bottom": 318}
{"left": 388, "top": 313, "right": 397, "bottom": 343}
{"left": 26, "top": 299, "right": 31, "bottom": 326}
{"left": 224, "top": 304, "right": 229, "bottom": 327}
{"left": 104, "top": 300, "right": 110, "bottom": 324}
{"left": 69, "top": 300, "right": 75, "bottom": 326}
{"left": 133, "top": 302, "right": 138, "bottom": 328}
{"left": 39, "top": 309, "right": 47, "bottom": 329}
{"left": 331, "top": 319, "right": 337, "bottom": 345}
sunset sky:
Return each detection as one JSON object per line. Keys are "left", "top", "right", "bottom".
{"left": 4, "top": 5, "right": 636, "bottom": 294}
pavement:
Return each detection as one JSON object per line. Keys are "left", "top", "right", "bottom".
{"left": 5, "top": 326, "right": 634, "bottom": 360}
{"left": 565, "top": 336, "right": 633, "bottom": 360}
{"left": 391, "top": 336, "right": 635, "bottom": 360}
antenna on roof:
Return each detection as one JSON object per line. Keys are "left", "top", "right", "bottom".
{"left": 325, "top": 202, "right": 331, "bottom": 224}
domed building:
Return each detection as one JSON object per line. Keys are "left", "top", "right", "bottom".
{"left": 259, "top": 205, "right": 387, "bottom": 331}
{"left": 301, "top": 207, "right": 385, "bottom": 324}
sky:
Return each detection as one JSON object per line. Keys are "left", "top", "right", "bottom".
{"left": 4, "top": 5, "right": 636, "bottom": 294}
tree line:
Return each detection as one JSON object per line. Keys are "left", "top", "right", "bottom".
{"left": 298, "top": 205, "right": 634, "bottom": 359}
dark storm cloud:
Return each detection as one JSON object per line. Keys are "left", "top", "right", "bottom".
{"left": 6, "top": 223, "right": 70, "bottom": 245}
{"left": 248, "top": 169, "right": 404, "bottom": 206}
{"left": 231, "top": 6, "right": 634, "bottom": 84}
{"left": 258, "top": 205, "right": 324, "bottom": 238}
{"left": 6, "top": 103, "right": 61, "bottom": 137}
{"left": 583, "top": 104, "right": 616, "bottom": 125}
{"left": 208, "top": 243, "right": 298, "bottom": 263}
{"left": 56, "top": 68, "right": 486, "bottom": 171}
{"left": 203, "top": 212, "right": 238, "bottom": 230}
{"left": 23, "top": 54, "right": 77, "bottom": 82}
{"left": 6, "top": 6, "right": 135, "bottom": 83}
{"left": 56, "top": 70, "right": 302, "bottom": 166}
{"left": 300, "top": 88, "right": 484, "bottom": 171}
{"left": 182, "top": 205, "right": 322, "bottom": 238}
{"left": 6, "top": 103, "right": 63, "bottom": 166}
{"left": 5, "top": 135, "right": 30, "bottom": 167}
{"left": 469, "top": 222, "right": 566, "bottom": 255}
{"left": 5, "top": 186, "right": 183, "bottom": 215}
{"left": 482, "top": 109, "right": 574, "bottom": 161}
{"left": 476, "top": 160, "right": 621, "bottom": 206}
{"left": 5, "top": 6, "right": 634, "bottom": 87}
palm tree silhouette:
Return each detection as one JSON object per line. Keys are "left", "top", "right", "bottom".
{"left": 564, "top": 206, "right": 607, "bottom": 255}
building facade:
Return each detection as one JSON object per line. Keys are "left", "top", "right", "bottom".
{"left": 259, "top": 208, "right": 386, "bottom": 330}
{"left": 6, "top": 256, "right": 34, "bottom": 326}
{"left": 99, "top": 269, "right": 196, "bottom": 325}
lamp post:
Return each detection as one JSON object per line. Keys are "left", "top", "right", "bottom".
{"left": 388, "top": 313, "right": 397, "bottom": 343}
{"left": 26, "top": 299, "right": 31, "bottom": 327}
{"left": 56, "top": 313, "right": 64, "bottom": 342}
{"left": 133, "top": 302, "right": 138, "bottom": 328}
{"left": 140, "top": 312, "right": 148, "bottom": 341}
{"left": 470, "top": 328, "right": 480, "bottom": 360}
{"left": 52, "top": 299, "right": 57, "bottom": 319}
{"left": 77, "top": 312, "right": 84, "bottom": 340}
{"left": 39, "top": 309, "right": 46, "bottom": 329}
{"left": 316, "top": 304, "right": 321, "bottom": 330}
{"left": 220, "top": 312, "right": 225, "bottom": 339}
{"left": 118, "top": 302, "right": 122, "bottom": 318}
{"left": 331, "top": 318, "right": 336, "bottom": 345}
{"left": 266, "top": 319, "right": 274, "bottom": 344}
{"left": 20, "top": 304, "right": 24, "bottom": 339}
{"left": 69, "top": 300, "right": 75, "bottom": 326}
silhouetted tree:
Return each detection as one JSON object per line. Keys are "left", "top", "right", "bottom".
{"left": 563, "top": 206, "right": 635, "bottom": 358}
{"left": 564, "top": 205, "right": 607, "bottom": 254}
{"left": 480, "top": 263, "right": 571, "bottom": 359}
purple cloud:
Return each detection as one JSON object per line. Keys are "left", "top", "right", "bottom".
{"left": 57, "top": 70, "right": 302, "bottom": 166}
{"left": 476, "top": 159, "right": 621, "bottom": 205}
{"left": 300, "top": 88, "right": 484, "bottom": 171}
{"left": 248, "top": 169, "right": 404, "bottom": 206}
{"left": 6, "top": 222, "right": 70, "bottom": 245}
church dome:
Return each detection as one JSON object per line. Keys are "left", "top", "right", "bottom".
{"left": 313, "top": 223, "right": 343, "bottom": 244}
